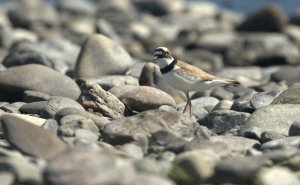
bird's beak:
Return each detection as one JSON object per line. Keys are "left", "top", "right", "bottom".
{"left": 153, "top": 56, "right": 158, "bottom": 62}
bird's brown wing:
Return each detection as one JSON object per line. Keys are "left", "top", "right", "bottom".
{"left": 175, "top": 60, "right": 240, "bottom": 85}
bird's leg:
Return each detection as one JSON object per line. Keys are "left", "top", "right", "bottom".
{"left": 183, "top": 92, "right": 192, "bottom": 117}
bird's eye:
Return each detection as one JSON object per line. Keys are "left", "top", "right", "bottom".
{"left": 164, "top": 51, "right": 169, "bottom": 55}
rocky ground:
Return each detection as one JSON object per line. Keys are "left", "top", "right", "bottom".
{"left": 1, "top": 0, "right": 300, "bottom": 185}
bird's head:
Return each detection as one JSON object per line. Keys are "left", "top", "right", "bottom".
{"left": 152, "top": 47, "right": 174, "bottom": 68}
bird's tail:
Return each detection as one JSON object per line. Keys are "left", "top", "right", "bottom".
{"left": 225, "top": 79, "right": 240, "bottom": 86}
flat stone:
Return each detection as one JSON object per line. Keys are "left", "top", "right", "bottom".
{"left": 102, "top": 109, "right": 198, "bottom": 145}
{"left": 1, "top": 113, "right": 46, "bottom": 127}
{"left": 44, "top": 147, "right": 136, "bottom": 185}
{"left": 242, "top": 104, "right": 300, "bottom": 137}
{"left": 74, "top": 34, "right": 134, "bottom": 78}
{"left": 78, "top": 80, "right": 125, "bottom": 119}
{"left": 110, "top": 85, "right": 176, "bottom": 112}
{"left": 23, "top": 90, "right": 50, "bottom": 102}
{"left": 1, "top": 114, "right": 67, "bottom": 159}
{"left": 19, "top": 101, "right": 47, "bottom": 115}
{"left": 0, "top": 64, "right": 80, "bottom": 100}
{"left": 250, "top": 92, "right": 278, "bottom": 110}
{"left": 200, "top": 110, "right": 250, "bottom": 135}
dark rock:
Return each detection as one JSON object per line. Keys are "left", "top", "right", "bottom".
{"left": 271, "top": 66, "right": 300, "bottom": 86}
{"left": 44, "top": 147, "right": 136, "bottom": 185}
{"left": 226, "top": 33, "right": 300, "bottom": 66}
{"left": 231, "top": 92, "right": 255, "bottom": 113}
{"left": 2, "top": 41, "right": 55, "bottom": 68}
{"left": 242, "top": 104, "right": 300, "bottom": 137}
{"left": 213, "top": 156, "right": 271, "bottom": 184}
{"left": 132, "top": 0, "right": 184, "bottom": 16}
{"left": 200, "top": 110, "right": 250, "bottom": 135}
{"left": 289, "top": 120, "right": 300, "bottom": 136}
{"left": 74, "top": 34, "right": 134, "bottom": 78}
{"left": 93, "top": 75, "right": 138, "bottom": 90}
{"left": 102, "top": 109, "right": 198, "bottom": 145}
{"left": 236, "top": 5, "right": 285, "bottom": 32}
{"left": 261, "top": 136, "right": 300, "bottom": 150}
{"left": 250, "top": 92, "right": 278, "bottom": 110}
{"left": 42, "top": 96, "right": 85, "bottom": 118}
{"left": 271, "top": 84, "right": 300, "bottom": 104}
{"left": 290, "top": 9, "right": 300, "bottom": 26}
{"left": 23, "top": 90, "right": 50, "bottom": 102}
{"left": 110, "top": 85, "right": 176, "bottom": 112}
{"left": 1, "top": 114, "right": 67, "bottom": 159}
{"left": 7, "top": 1, "right": 58, "bottom": 30}
{"left": 0, "top": 64, "right": 80, "bottom": 100}
{"left": 78, "top": 80, "right": 125, "bottom": 119}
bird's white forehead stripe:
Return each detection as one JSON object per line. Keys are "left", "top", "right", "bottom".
{"left": 157, "top": 47, "right": 168, "bottom": 51}
{"left": 154, "top": 51, "right": 163, "bottom": 55}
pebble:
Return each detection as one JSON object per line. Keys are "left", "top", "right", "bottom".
{"left": 254, "top": 167, "right": 300, "bottom": 185}
{"left": 289, "top": 120, "right": 300, "bottom": 136}
{"left": 110, "top": 85, "right": 176, "bottom": 112}
{"left": 271, "top": 84, "right": 300, "bottom": 104}
{"left": 93, "top": 75, "right": 139, "bottom": 90}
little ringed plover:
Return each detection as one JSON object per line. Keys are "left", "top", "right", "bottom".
{"left": 153, "top": 46, "right": 239, "bottom": 117}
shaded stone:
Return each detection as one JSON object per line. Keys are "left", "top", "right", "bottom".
{"left": 23, "top": 90, "right": 50, "bottom": 102}
{"left": 254, "top": 167, "right": 300, "bottom": 185}
{"left": 289, "top": 120, "right": 300, "bottom": 136}
{"left": 151, "top": 130, "right": 187, "bottom": 153}
{"left": 0, "top": 64, "right": 80, "bottom": 100}
{"left": 1, "top": 114, "right": 67, "bottom": 159}
{"left": 272, "top": 84, "right": 300, "bottom": 104}
{"left": 213, "top": 156, "right": 271, "bottom": 184}
{"left": 242, "top": 104, "right": 300, "bottom": 138}
{"left": 43, "top": 96, "right": 85, "bottom": 118}
{"left": 44, "top": 147, "right": 136, "bottom": 185}
{"left": 19, "top": 101, "right": 47, "bottom": 115}
{"left": 231, "top": 92, "right": 255, "bottom": 113}
{"left": 78, "top": 80, "right": 125, "bottom": 119}
{"left": 212, "top": 100, "right": 233, "bottom": 111}
{"left": 281, "top": 154, "right": 300, "bottom": 171}
{"left": 118, "top": 143, "right": 144, "bottom": 160}
{"left": 102, "top": 109, "right": 198, "bottom": 145}
{"left": 261, "top": 136, "right": 300, "bottom": 150}
{"left": 236, "top": 4, "right": 285, "bottom": 32}
{"left": 261, "top": 131, "right": 285, "bottom": 143}
{"left": 270, "top": 66, "right": 300, "bottom": 86}
{"left": 74, "top": 34, "right": 134, "bottom": 78}
{"left": 0, "top": 113, "right": 46, "bottom": 128}
{"left": 170, "top": 150, "right": 215, "bottom": 184}
{"left": 200, "top": 110, "right": 250, "bottom": 135}
{"left": 42, "top": 119, "right": 59, "bottom": 135}
{"left": 110, "top": 85, "right": 176, "bottom": 112}
{"left": 93, "top": 75, "right": 138, "bottom": 90}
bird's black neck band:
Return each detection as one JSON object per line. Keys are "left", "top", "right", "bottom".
{"left": 160, "top": 58, "right": 177, "bottom": 74}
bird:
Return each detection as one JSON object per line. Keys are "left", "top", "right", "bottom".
{"left": 152, "top": 46, "right": 239, "bottom": 117}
